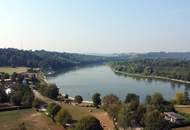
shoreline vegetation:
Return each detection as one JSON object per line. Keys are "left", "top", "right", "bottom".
{"left": 109, "top": 59, "right": 190, "bottom": 85}
{"left": 112, "top": 68, "right": 190, "bottom": 85}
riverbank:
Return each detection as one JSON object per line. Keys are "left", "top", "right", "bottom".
{"left": 112, "top": 69, "right": 190, "bottom": 85}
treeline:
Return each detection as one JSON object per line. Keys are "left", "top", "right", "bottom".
{"left": 110, "top": 59, "right": 190, "bottom": 81}
{"left": 0, "top": 48, "right": 109, "bottom": 70}
{"left": 68, "top": 91, "right": 190, "bottom": 130}
{"left": 102, "top": 93, "right": 174, "bottom": 130}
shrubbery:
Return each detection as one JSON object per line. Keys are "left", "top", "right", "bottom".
{"left": 46, "top": 103, "right": 61, "bottom": 118}
{"left": 75, "top": 116, "right": 103, "bottom": 130}
{"left": 38, "top": 84, "right": 59, "bottom": 100}
{"left": 74, "top": 95, "right": 83, "bottom": 104}
{"left": 55, "top": 108, "right": 72, "bottom": 125}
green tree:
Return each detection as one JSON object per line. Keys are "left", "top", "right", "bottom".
{"left": 92, "top": 93, "right": 101, "bottom": 108}
{"left": 125, "top": 93, "right": 139, "bottom": 104}
{"left": 55, "top": 108, "right": 72, "bottom": 125}
{"left": 102, "top": 94, "right": 120, "bottom": 110}
{"left": 74, "top": 95, "right": 83, "bottom": 104}
{"left": 118, "top": 105, "right": 134, "bottom": 130}
{"left": 135, "top": 104, "right": 146, "bottom": 126}
{"left": 184, "top": 90, "right": 190, "bottom": 105}
{"left": 144, "top": 110, "right": 171, "bottom": 130}
{"left": 150, "top": 93, "right": 164, "bottom": 111}
{"left": 10, "top": 91, "right": 22, "bottom": 106}
{"left": 173, "top": 92, "right": 186, "bottom": 105}
{"left": 75, "top": 116, "right": 103, "bottom": 130}
{"left": 40, "top": 84, "right": 59, "bottom": 100}
{"left": 46, "top": 84, "right": 59, "bottom": 100}
{"left": 22, "top": 89, "right": 34, "bottom": 107}
{"left": 102, "top": 94, "right": 121, "bottom": 119}
{"left": 144, "top": 66, "right": 153, "bottom": 75}
{"left": 47, "top": 103, "right": 61, "bottom": 118}
{"left": 145, "top": 95, "right": 151, "bottom": 105}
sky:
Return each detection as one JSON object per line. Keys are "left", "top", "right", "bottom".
{"left": 0, "top": 0, "right": 190, "bottom": 53}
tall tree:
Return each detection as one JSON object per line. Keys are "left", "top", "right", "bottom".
{"left": 92, "top": 93, "right": 101, "bottom": 108}
{"left": 144, "top": 110, "right": 171, "bottom": 130}
{"left": 118, "top": 105, "right": 135, "bottom": 130}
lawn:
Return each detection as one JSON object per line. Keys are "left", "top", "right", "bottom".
{"left": 175, "top": 106, "right": 190, "bottom": 115}
{"left": 0, "top": 109, "right": 64, "bottom": 130}
{"left": 0, "top": 67, "right": 28, "bottom": 74}
{"left": 61, "top": 103, "right": 103, "bottom": 121}
{"left": 60, "top": 103, "right": 114, "bottom": 130}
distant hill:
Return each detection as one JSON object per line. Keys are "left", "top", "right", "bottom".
{"left": 0, "top": 49, "right": 190, "bottom": 71}
{"left": 0, "top": 48, "right": 110, "bottom": 70}
{"left": 138, "top": 52, "right": 190, "bottom": 60}
{"left": 114, "top": 52, "right": 190, "bottom": 60}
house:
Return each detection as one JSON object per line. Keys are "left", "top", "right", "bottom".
{"left": 164, "top": 112, "right": 185, "bottom": 124}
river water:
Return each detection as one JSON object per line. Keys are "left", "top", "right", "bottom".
{"left": 48, "top": 65, "right": 190, "bottom": 102}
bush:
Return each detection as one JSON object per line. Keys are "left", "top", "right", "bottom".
{"left": 47, "top": 103, "right": 61, "bottom": 118}
{"left": 39, "top": 84, "right": 59, "bottom": 100}
{"left": 32, "top": 99, "right": 46, "bottom": 108}
{"left": 92, "top": 93, "right": 101, "bottom": 108}
{"left": 75, "top": 116, "right": 103, "bottom": 130}
{"left": 10, "top": 86, "right": 34, "bottom": 107}
{"left": 74, "top": 95, "right": 83, "bottom": 104}
{"left": 55, "top": 108, "right": 72, "bottom": 125}
{"left": 10, "top": 91, "right": 22, "bottom": 106}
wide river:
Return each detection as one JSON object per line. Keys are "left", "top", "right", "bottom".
{"left": 48, "top": 65, "right": 190, "bottom": 102}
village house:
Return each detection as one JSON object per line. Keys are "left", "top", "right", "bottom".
{"left": 164, "top": 112, "right": 185, "bottom": 124}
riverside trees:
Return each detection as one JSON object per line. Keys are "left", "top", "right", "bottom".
{"left": 110, "top": 59, "right": 190, "bottom": 82}
{"left": 101, "top": 92, "right": 174, "bottom": 130}
{"left": 92, "top": 93, "right": 101, "bottom": 108}
{"left": 75, "top": 116, "right": 103, "bottom": 130}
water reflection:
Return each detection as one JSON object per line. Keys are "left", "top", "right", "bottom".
{"left": 48, "top": 65, "right": 190, "bottom": 101}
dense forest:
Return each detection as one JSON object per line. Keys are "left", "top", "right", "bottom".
{"left": 110, "top": 59, "right": 190, "bottom": 81}
{"left": 0, "top": 48, "right": 113, "bottom": 70}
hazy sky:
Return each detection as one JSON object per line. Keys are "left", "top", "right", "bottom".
{"left": 0, "top": 0, "right": 190, "bottom": 53}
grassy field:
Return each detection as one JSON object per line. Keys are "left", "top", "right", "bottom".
{"left": 0, "top": 67, "right": 28, "bottom": 74}
{"left": 175, "top": 106, "right": 190, "bottom": 114}
{"left": 0, "top": 109, "right": 64, "bottom": 130}
{"left": 60, "top": 103, "right": 114, "bottom": 130}
{"left": 61, "top": 103, "right": 103, "bottom": 121}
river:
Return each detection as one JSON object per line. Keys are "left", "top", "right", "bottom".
{"left": 47, "top": 65, "right": 190, "bottom": 102}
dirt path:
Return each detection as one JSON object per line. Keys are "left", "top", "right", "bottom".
{"left": 91, "top": 111, "right": 114, "bottom": 130}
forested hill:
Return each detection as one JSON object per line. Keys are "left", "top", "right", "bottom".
{"left": 110, "top": 59, "right": 190, "bottom": 82}
{"left": 0, "top": 48, "right": 111, "bottom": 70}
{"left": 135, "top": 52, "right": 190, "bottom": 60}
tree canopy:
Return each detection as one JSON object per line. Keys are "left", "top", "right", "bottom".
{"left": 92, "top": 93, "right": 101, "bottom": 108}
{"left": 75, "top": 116, "right": 103, "bottom": 130}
